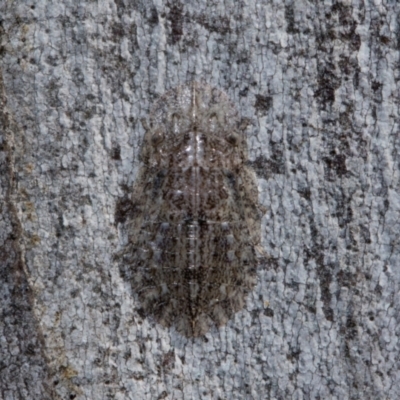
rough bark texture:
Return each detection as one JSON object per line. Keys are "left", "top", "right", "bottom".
{"left": 1, "top": 1, "right": 400, "bottom": 399}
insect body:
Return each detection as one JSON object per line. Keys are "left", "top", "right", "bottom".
{"left": 120, "top": 82, "right": 264, "bottom": 337}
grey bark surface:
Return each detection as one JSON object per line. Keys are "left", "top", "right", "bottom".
{"left": 0, "top": 1, "right": 399, "bottom": 399}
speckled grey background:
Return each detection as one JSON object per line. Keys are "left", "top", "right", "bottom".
{"left": 1, "top": 1, "right": 400, "bottom": 399}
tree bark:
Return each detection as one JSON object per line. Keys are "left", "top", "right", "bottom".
{"left": 1, "top": 1, "right": 400, "bottom": 399}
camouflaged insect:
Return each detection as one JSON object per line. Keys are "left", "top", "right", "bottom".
{"left": 119, "top": 82, "right": 264, "bottom": 337}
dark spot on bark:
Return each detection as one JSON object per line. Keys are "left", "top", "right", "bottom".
{"left": 84, "top": 106, "right": 96, "bottom": 120}
{"left": 332, "top": 3, "right": 361, "bottom": 51}
{"left": 136, "top": 307, "right": 146, "bottom": 320}
{"left": 161, "top": 350, "right": 175, "bottom": 369}
{"left": 124, "top": 348, "right": 132, "bottom": 360}
{"left": 251, "top": 309, "right": 259, "bottom": 320}
{"left": 307, "top": 305, "right": 316, "bottom": 314}
{"left": 132, "top": 372, "right": 145, "bottom": 380}
{"left": 338, "top": 110, "right": 354, "bottom": 135}
{"left": 359, "top": 224, "right": 371, "bottom": 244}
{"left": 305, "top": 229, "right": 334, "bottom": 322}
{"left": 344, "top": 341, "right": 351, "bottom": 358}
{"left": 264, "top": 308, "right": 274, "bottom": 317}
{"left": 153, "top": 170, "right": 167, "bottom": 197}
{"left": 254, "top": 94, "right": 272, "bottom": 114}
{"left": 115, "top": 197, "right": 136, "bottom": 224}
{"left": 298, "top": 187, "right": 311, "bottom": 200}
{"left": 353, "top": 64, "right": 360, "bottom": 88}
{"left": 374, "top": 284, "right": 382, "bottom": 296}
{"left": 383, "top": 198, "right": 389, "bottom": 211}
{"left": 285, "top": 4, "right": 297, "bottom": 34}
{"left": 148, "top": 7, "right": 159, "bottom": 26}
{"left": 25, "top": 343, "right": 36, "bottom": 355}
{"left": 111, "top": 22, "right": 125, "bottom": 38}
{"left": 235, "top": 52, "right": 249, "bottom": 64}
{"left": 287, "top": 280, "right": 299, "bottom": 291}
{"left": 114, "top": 0, "right": 125, "bottom": 10}
{"left": 376, "top": 370, "right": 384, "bottom": 378}
{"left": 167, "top": 2, "right": 183, "bottom": 44}
{"left": 338, "top": 54, "right": 357, "bottom": 77}
{"left": 314, "top": 63, "right": 340, "bottom": 107}
{"left": 197, "top": 14, "right": 231, "bottom": 35}
{"left": 350, "top": 33, "right": 361, "bottom": 50}
{"left": 72, "top": 67, "right": 84, "bottom": 86}
{"left": 345, "top": 315, "right": 357, "bottom": 340}
{"left": 317, "top": 266, "right": 334, "bottom": 321}
{"left": 157, "top": 391, "right": 168, "bottom": 400}
{"left": 368, "top": 312, "right": 374, "bottom": 321}
{"left": 111, "top": 145, "right": 121, "bottom": 160}
{"left": 323, "top": 153, "right": 347, "bottom": 178}
{"left": 337, "top": 270, "right": 356, "bottom": 288}
{"left": 379, "top": 36, "right": 390, "bottom": 45}
{"left": 287, "top": 347, "right": 301, "bottom": 362}
{"left": 46, "top": 54, "right": 59, "bottom": 66}
{"left": 239, "top": 87, "right": 248, "bottom": 97}
{"left": 371, "top": 80, "right": 382, "bottom": 92}
{"left": 328, "top": 191, "right": 353, "bottom": 228}
{"left": 249, "top": 148, "right": 285, "bottom": 179}
{"left": 56, "top": 212, "right": 64, "bottom": 237}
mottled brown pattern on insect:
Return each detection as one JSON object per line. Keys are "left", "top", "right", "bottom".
{"left": 119, "top": 82, "right": 264, "bottom": 337}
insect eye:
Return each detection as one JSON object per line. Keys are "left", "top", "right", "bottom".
{"left": 226, "top": 133, "right": 239, "bottom": 146}
{"left": 151, "top": 130, "right": 164, "bottom": 145}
